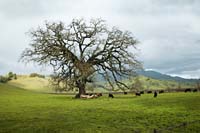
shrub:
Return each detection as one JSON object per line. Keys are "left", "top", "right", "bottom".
{"left": 30, "top": 73, "right": 45, "bottom": 78}
{"left": 7, "top": 72, "right": 18, "bottom": 80}
{"left": 0, "top": 76, "right": 9, "bottom": 83}
{"left": 13, "top": 74, "right": 17, "bottom": 80}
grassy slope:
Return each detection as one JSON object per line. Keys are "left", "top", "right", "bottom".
{"left": 8, "top": 75, "right": 51, "bottom": 93}
{"left": 127, "top": 75, "right": 196, "bottom": 90}
{"left": 8, "top": 75, "right": 196, "bottom": 94}
{"left": 0, "top": 83, "right": 200, "bottom": 132}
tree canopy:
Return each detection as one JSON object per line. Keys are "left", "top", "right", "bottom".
{"left": 20, "top": 18, "right": 142, "bottom": 96}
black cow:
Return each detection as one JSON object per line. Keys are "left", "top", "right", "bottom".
{"left": 135, "top": 92, "right": 141, "bottom": 96}
{"left": 108, "top": 93, "right": 114, "bottom": 98}
{"left": 185, "top": 88, "right": 191, "bottom": 92}
{"left": 124, "top": 92, "right": 128, "bottom": 95}
{"left": 147, "top": 91, "right": 152, "bottom": 94}
{"left": 159, "top": 90, "right": 164, "bottom": 94}
{"left": 154, "top": 91, "right": 158, "bottom": 98}
{"left": 193, "top": 89, "right": 198, "bottom": 92}
{"left": 140, "top": 91, "right": 144, "bottom": 94}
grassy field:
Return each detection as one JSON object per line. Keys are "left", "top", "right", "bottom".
{"left": 0, "top": 83, "right": 200, "bottom": 133}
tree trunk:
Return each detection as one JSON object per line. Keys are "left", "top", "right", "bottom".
{"left": 78, "top": 86, "right": 86, "bottom": 95}
{"left": 75, "top": 80, "right": 86, "bottom": 98}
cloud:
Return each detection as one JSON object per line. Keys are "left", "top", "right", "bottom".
{"left": 0, "top": 0, "right": 199, "bottom": 78}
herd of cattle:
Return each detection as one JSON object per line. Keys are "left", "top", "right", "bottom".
{"left": 76, "top": 88, "right": 198, "bottom": 99}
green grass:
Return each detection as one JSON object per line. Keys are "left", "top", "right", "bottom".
{"left": 0, "top": 83, "right": 200, "bottom": 132}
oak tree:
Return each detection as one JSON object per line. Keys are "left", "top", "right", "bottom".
{"left": 20, "top": 18, "right": 141, "bottom": 97}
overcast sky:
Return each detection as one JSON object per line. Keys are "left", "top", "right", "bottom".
{"left": 0, "top": 0, "right": 200, "bottom": 78}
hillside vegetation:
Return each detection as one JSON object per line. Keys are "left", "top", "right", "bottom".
{"left": 128, "top": 76, "right": 196, "bottom": 90}
{"left": 7, "top": 74, "right": 196, "bottom": 93}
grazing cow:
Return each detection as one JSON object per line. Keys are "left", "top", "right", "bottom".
{"left": 154, "top": 91, "right": 158, "bottom": 98}
{"left": 80, "top": 94, "right": 98, "bottom": 99}
{"left": 135, "top": 92, "right": 141, "bottom": 96}
{"left": 159, "top": 90, "right": 164, "bottom": 94}
{"left": 85, "top": 93, "right": 93, "bottom": 96}
{"left": 89, "top": 93, "right": 93, "bottom": 96}
{"left": 185, "top": 88, "right": 191, "bottom": 92}
{"left": 124, "top": 92, "right": 128, "bottom": 95}
{"left": 140, "top": 91, "right": 144, "bottom": 94}
{"left": 97, "top": 93, "right": 103, "bottom": 97}
{"left": 193, "top": 89, "right": 198, "bottom": 92}
{"left": 108, "top": 93, "right": 114, "bottom": 98}
{"left": 77, "top": 92, "right": 103, "bottom": 99}
{"left": 147, "top": 91, "right": 152, "bottom": 94}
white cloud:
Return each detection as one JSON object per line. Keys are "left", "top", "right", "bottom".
{"left": 0, "top": 0, "right": 199, "bottom": 78}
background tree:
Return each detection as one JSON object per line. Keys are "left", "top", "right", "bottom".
{"left": 196, "top": 79, "right": 200, "bottom": 91}
{"left": 7, "top": 72, "right": 17, "bottom": 80}
{"left": 130, "top": 76, "right": 143, "bottom": 92}
{"left": 20, "top": 18, "right": 141, "bottom": 97}
{"left": 177, "top": 83, "right": 182, "bottom": 90}
{"left": 0, "top": 76, "right": 9, "bottom": 83}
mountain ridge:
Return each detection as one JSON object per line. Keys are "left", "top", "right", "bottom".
{"left": 137, "top": 70, "right": 199, "bottom": 83}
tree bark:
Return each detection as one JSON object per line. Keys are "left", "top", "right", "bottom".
{"left": 78, "top": 86, "right": 86, "bottom": 95}
{"left": 75, "top": 79, "right": 86, "bottom": 98}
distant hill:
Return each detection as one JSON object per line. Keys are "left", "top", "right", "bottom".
{"left": 8, "top": 75, "right": 51, "bottom": 93}
{"left": 137, "top": 70, "right": 199, "bottom": 83}
{"left": 6, "top": 71, "right": 198, "bottom": 93}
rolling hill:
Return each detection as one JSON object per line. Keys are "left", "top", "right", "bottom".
{"left": 5, "top": 71, "right": 198, "bottom": 93}
{"left": 8, "top": 75, "right": 51, "bottom": 93}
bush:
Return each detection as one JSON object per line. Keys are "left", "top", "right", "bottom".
{"left": 0, "top": 72, "right": 17, "bottom": 83}
{"left": 0, "top": 76, "right": 9, "bottom": 83}
{"left": 6, "top": 72, "right": 17, "bottom": 80}
{"left": 30, "top": 73, "right": 45, "bottom": 78}
{"left": 13, "top": 74, "right": 17, "bottom": 80}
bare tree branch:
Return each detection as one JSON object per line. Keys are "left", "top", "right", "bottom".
{"left": 20, "top": 18, "right": 142, "bottom": 95}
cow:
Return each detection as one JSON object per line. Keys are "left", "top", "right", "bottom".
{"left": 89, "top": 93, "right": 93, "bottom": 96}
{"left": 154, "top": 91, "right": 158, "bottom": 98}
{"left": 124, "top": 92, "right": 128, "bottom": 95}
{"left": 193, "top": 89, "right": 198, "bottom": 92}
{"left": 185, "top": 88, "right": 191, "bottom": 92}
{"left": 159, "top": 90, "right": 164, "bottom": 94}
{"left": 147, "top": 91, "right": 152, "bottom": 94}
{"left": 96, "top": 93, "right": 103, "bottom": 97}
{"left": 85, "top": 93, "right": 93, "bottom": 96}
{"left": 140, "top": 91, "right": 144, "bottom": 94}
{"left": 80, "top": 94, "right": 98, "bottom": 99}
{"left": 108, "top": 93, "right": 114, "bottom": 98}
{"left": 78, "top": 92, "right": 103, "bottom": 99}
{"left": 135, "top": 92, "right": 141, "bottom": 96}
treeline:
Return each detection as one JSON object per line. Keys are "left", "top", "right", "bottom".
{"left": 0, "top": 72, "right": 17, "bottom": 83}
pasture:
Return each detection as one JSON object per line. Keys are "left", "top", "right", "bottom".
{"left": 0, "top": 83, "right": 200, "bottom": 133}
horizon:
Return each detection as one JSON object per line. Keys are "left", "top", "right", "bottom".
{"left": 1, "top": 69, "right": 199, "bottom": 80}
